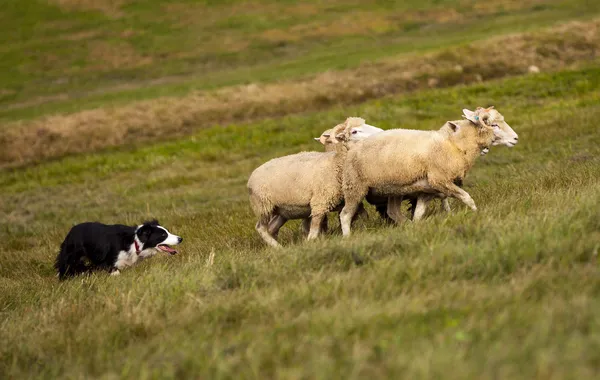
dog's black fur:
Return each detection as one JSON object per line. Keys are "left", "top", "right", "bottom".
{"left": 55, "top": 219, "right": 182, "bottom": 280}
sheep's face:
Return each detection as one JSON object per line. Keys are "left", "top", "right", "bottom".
{"left": 314, "top": 120, "right": 382, "bottom": 148}
{"left": 485, "top": 109, "right": 518, "bottom": 147}
{"left": 463, "top": 107, "right": 519, "bottom": 147}
{"left": 349, "top": 123, "right": 383, "bottom": 141}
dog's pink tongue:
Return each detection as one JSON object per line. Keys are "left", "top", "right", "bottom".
{"left": 158, "top": 245, "right": 178, "bottom": 255}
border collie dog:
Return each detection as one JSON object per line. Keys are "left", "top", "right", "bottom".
{"left": 55, "top": 220, "right": 182, "bottom": 280}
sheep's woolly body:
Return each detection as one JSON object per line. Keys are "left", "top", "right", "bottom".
{"left": 248, "top": 150, "right": 344, "bottom": 219}
{"left": 248, "top": 117, "right": 364, "bottom": 246}
{"left": 345, "top": 120, "right": 491, "bottom": 194}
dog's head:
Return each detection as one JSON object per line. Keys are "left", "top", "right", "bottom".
{"left": 135, "top": 219, "right": 182, "bottom": 257}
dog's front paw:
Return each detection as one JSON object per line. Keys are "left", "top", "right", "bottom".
{"left": 110, "top": 269, "right": 121, "bottom": 276}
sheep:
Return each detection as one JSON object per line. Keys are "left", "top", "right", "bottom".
{"left": 248, "top": 117, "right": 365, "bottom": 247}
{"left": 265, "top": 120, "right": 383, "bottom": 239}
{"left": 317, "top": 125, "right": 448, "bottom": 224}
{"left": 315, "top": 123, "right": 384, "bottom": 151}
{"left": 320, "top": 126, "right": 401, "bottom": 220}
{"left": 314, "top": 124, "right": 393, "bottom": 222}
{"left": 386, "top": 107, "right": 519, "bottom": 222}
{"left": 340, "top": 107, "right": 518, "bottom": 236}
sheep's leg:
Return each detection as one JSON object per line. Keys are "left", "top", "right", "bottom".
{"left": 412, "top": 196, "right": 430, "bottom": 221}
{"left": 303, "top": 216, "right": 328, "bottom": 237}
{"left": 256, "top": 216, "right": 281, "bottom": 248}
{"left": 303, "top": 216, "right": 327, "bottom": 236}
{"left": 340, "top": 202, "right": 360, "bottom": 236}
{"left": 268, "top": 215, "right": 287, "bottom": 239}
{"left": 386, "top": 196, "right": 407, "bottom": 223}
{"left": 307, "top": 214, "right": 325, "bottom": 240}
{"left": 340, "top": 191, "right": 366, "bottom": 236}
{"left": 441, "top": 197, "right": 451, "bottom": 213}
{"left": 432, "top": 182, "right": 477, "bottom": 211}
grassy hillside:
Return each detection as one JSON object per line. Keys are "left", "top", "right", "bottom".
{"left": 1, "top": 0, "right": 599, "bottom": 121}
{"left": 1, "top": 0, "right": 600, "bottom": 378}
{"left": 3, "top": 18, "right": 600, "bottom": 167}
{"left": 1, "top": 66, "right": 599, "bottom": 377}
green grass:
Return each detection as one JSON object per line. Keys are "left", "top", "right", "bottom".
{"left": 1, "top": 0, "right": 599, "bottom": 121}
{"left": 1, "top": 65, "right": 599, "bottom": 378}
{"left": 2, "top": 1, "right": 600, "bottom": 377}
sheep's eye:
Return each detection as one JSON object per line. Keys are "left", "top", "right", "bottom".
{"left": 352, "top": 130, "right": 358, "bottom": 134}
{"left": 492, "top": 124, "right": 499, "bottom": 128}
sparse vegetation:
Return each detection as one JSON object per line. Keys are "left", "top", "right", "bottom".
{"left": 1, "top": 1, "right": 599, "bottom": 378}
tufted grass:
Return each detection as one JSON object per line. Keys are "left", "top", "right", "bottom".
{"left": 0, "top": 64, "right": 599, "bottom": 378}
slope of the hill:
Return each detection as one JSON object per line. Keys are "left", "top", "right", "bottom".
{"left": 0, "top": 66, "right": 599, "bottom": 378}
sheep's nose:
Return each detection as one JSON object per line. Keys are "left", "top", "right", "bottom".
{"left": 514, "top": 136, "right": 519, "bottom": 140}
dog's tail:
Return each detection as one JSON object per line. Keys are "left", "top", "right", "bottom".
{"left": 55, "top": 238, "right": 89, "bottom": 281}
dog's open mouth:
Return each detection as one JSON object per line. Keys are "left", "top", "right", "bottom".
{"left": 157, "top": 244, "right": 178, "bottom": 255}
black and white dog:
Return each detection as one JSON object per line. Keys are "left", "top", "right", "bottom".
{"left": 55, "top": 220, "right": 182, "bottom": 280}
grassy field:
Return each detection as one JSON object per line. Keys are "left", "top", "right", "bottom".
{"left": 1, "top": 0, "right": 600, "bottom": 378}
{"left": 2, "top": 0, "right": 600, "bottom": 122}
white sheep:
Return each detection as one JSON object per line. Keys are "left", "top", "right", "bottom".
{"left": 315, "top": 123, "right": 384, "bottom": 151}
{"left": 248, "top": 117, "right": 366, "bottom": 247}
{"left": 387, "top": 107, "right": 519, "bottom": 222}
{"left": 340, "top": 107, "right": 518, "bottom": 235}
{"left": 266, "top": 120, "right": 383, "bottom": 239}
{"left": 317, "top": 125, "right": 450, "bottom": 223}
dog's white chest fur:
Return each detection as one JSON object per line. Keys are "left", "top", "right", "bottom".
{"left": 114, "top": 246, "right": 139, "bottom": 270}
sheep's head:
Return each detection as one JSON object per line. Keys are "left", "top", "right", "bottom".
{"left": 347, "top": 120, "right": 383, "bottom": 139}
{"left": 463, "top": 107, "right": 518, "bottom": 147}
{"left": 314, "top": 117, "right": 382, "bottom": 147}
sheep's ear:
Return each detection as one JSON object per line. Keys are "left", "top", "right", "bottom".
{"left": 314, "top": 137, "right": 321, "bottom": 142}
{"left": 448, "top": 121, "right": 461, "bottom": 132}
{"left": 462, "top": 108, "right": 478, "bottom": 124}
{"left": 488, "top": 105, "right": 495, "bottom": 109}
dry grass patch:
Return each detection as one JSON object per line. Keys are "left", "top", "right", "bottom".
{"left": 47, "top": 0, "right": 131, "bottom": 17}
{"left": 289, "top": 12, "right": 398, "bottom": 39}
{"left": 87, "top": 41, "right": 153, "bottom": 71}
{"left": 2, "top": 18, "right": 600, "bottom": 167}
{"left": 62, "top": 30, "right": 103, "bottom": 42}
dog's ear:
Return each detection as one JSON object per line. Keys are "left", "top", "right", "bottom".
{"left": 136, "top": 224, "right": 153, "bottom": 243}
{"left": 137, "top": 220, "right": 159, "bottom": 242}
